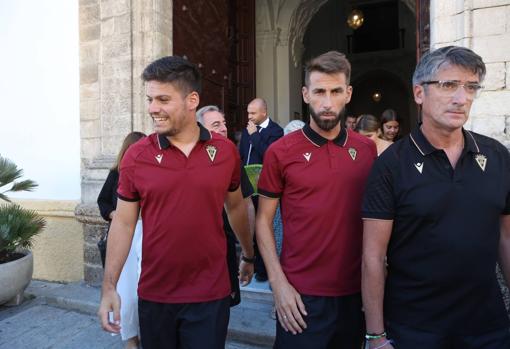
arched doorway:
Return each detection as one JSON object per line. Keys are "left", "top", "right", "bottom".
{"left": 349, "top": 71, "right": 413, "bottom": 134}
{"left": 298, "top": 0, "right": 418, "bottom": 134}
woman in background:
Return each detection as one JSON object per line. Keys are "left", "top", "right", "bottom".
{"left": 355, "top": 114, "right": 392, "bottom": 155}
{"left": 380, "top": 108, "right": 400, "bottom": 142}
{"left": 97, "top": 131, "right": 146, "bottom": 349}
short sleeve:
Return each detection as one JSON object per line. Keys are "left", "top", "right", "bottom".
{"left": 361, "top": 155, "right": 395, "bottom": 220}
{"left": 117, "top": 147, "right": 140, "bottom": 202}
{"left": 257, "top": 145, "right": 284, "bottom": 198}
{"left": 228, "top": 146, "right": 241, "bottom": 192}
{"left": 501, "top": 145, "right": 510, "bottom": 215}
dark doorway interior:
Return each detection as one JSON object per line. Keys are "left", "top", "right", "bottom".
{"left": 172, "top": 0, "right": 255, "bottom": 139}
{"left": 301, "top": 0, "right": 427, "bottom": 135}
{"left": 349, "top": 71, "right": 411, "bottom": 133}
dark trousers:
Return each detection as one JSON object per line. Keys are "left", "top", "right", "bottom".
{"left": 387, "top": 321, "right": 510, "bottom": 349}
{"left": 251, "top": 195, "right": 267, "bottom": 278}
{"left": 138, "top": 296, "right": 230, "bottom": 349}
{"left": 274, "top": 293, "right": 364, "bottom": 349}
{"left": 226, "top": 231, "right": 241, "bottom": 306}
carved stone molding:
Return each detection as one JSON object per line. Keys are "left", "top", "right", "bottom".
{"left": 288, "top": 0, "right": 329, "bottom": 67}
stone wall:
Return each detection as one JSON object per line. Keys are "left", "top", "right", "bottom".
{"left": 14, "top": 200, "right": 83, "bottom": 282}
{"left": 78, "top": 0, "right": 172, "bottom": 285}
{"left": 431, "top": 0, "right": 510, "bottom": 146}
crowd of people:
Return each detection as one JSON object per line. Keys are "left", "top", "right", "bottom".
{"left": 96, "top": 46, "right": 510, "bottom": 349}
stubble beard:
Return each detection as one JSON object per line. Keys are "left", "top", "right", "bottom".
{"left": 310, "top": 107, "right": 345, "bottom": 131}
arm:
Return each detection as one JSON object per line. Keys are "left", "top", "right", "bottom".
{"left": 256, "top": 196, "right": 307, "bottom": 334}
{"left": 249, "top": 126, "right": 283, "bottom": 159}
{"left": 245, "top": 197, "right": 255, "bottom": 240}
{"left": 499, "top": 215, "right": 510, "bottom": 284}
{"left": 97, "top": 171, "right": 117, "bottom": 221}
{"left": 225, "top": 187, "right": 255, "bottom": 285}
{"left": 362, "top": 219, "right": 394, "bottom": 349}
{"left": 98, "top": 198, "right": 139, "bottom": 333}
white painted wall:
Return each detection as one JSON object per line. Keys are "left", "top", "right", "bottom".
{"left": 0, "top": 1, "right": 80, "bottom": 200}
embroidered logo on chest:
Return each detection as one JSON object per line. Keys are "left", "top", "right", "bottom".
{"left": 206, "top": 145, "right": 218, "bottom": 162}
{"left": 155, "top": 154, "right": 163, "bottom": 164}
{"left": 303, "top": 152, "right": 312, "bottom": 162}
{"left": 348, "top": 148, "right": 357, "bottom": 160}
{"left": 414, "top": 162, "right": 424, "bottom": 174}
{"left": 474, "top": 154, "right": 487, "bottom": 172}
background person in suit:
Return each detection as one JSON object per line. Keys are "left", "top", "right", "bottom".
{"left": 239, "top": 98, "right": 284, "bottom": 281}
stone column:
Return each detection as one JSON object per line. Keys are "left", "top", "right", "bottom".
{"left": 77, "top": 0, "right": 172, "bottom": 285}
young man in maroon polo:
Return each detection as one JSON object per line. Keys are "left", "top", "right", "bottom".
{"left": 256, "top": 51, "right": 377, "bottom": 348}
{"left": 98, "top": 56, "right": 255, "bottom": 349}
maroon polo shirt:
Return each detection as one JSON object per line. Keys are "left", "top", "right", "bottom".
{"left": 258, "top": 125, "right": 376, "bottom": 296}
{"left": 117, "top": 123, "right": 241, "bottom": 303}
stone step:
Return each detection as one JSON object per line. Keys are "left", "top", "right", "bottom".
{"left": 26, "top": 280, "right": 275, "bottom": 348}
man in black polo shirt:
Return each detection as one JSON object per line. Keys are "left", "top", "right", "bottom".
{"left": 98, "top": 56, "right": 255, "bottom": 349}
{"left": 362, "top": 46, "right": 510, "bottom": 349}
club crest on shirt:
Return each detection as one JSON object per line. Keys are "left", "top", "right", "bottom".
{"left": 206, "top": 145, "right": 217, "bottom": 162}
{"left": 348, "top": 148, "right": 357, "bottom": 161}
{"left": 303, "top": 152, "right": 312, "bottom": 162}
{"left": 474, "top": 153, "right": 487, "bottom": 172}
{"left": 155, "top": 154, "right": 163, "bottom": 164}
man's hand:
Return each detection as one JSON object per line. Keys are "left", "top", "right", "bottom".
{"left": 98, "top": 288, "right": 121, "bottom": 334}
{"left": 238, "top": 260, "right": 254, "bottom": 286}
{"left": 247, "top": 120, "right": 257, "bottom": 135}
{"left": 272, "top": 278, "right": 308, "bottom": 334}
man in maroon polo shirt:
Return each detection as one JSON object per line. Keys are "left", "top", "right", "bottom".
{"left": 98, "top": 56, "right": 255, "bottom": 349}
{"left": 256, "top": 51, "right": 376, "bottom": 348}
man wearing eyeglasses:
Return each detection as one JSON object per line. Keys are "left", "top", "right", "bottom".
{"left": 362, "top": 46, "right": 510, "bottom": 349}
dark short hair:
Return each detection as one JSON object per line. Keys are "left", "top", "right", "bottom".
{"left": 304, "top": 51, "right": 351, "bottom": 86}
{"left": 412, "top": 46, "right": 486, "bottom": 85}
{"left": 142, "top": 56, "right": 202, "bottom": 96}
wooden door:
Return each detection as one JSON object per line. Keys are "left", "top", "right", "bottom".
{"left": 172, "top": 0, "right": 255, "bottom": 139}
{"left": 416, "top": 0, "right": 430, "bottom": 60}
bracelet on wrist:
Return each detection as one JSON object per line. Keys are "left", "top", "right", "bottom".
{"left": 365, "top": 331, "right": 387, "bottom": 341}
{"left": 241, "top": 254, "right": 255, "bottom": 264}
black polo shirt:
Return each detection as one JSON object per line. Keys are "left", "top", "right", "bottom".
{"left": 362, "top": 127, "right": 510, "bottom": 335}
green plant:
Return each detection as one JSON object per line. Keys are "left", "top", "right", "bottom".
{"left": 0, "top": 155, "right": 46, "bottom": 263}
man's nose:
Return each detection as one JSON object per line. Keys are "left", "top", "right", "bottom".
{"left": 322, "top": 94, "right": 333, "bottom": 109}
{"left": 451, "top": 86, "right": 469, "bottom": 104}
{"left": 148, "top": 101, "right": 160, "bottom": 114}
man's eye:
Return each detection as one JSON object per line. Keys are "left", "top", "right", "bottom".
{"left": 466, "top": 84, "right": 480, "bottom": 92}
{"left": 441, "top": 81, "right": 458, "bottom": 90}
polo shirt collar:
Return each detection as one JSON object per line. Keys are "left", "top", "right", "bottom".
{"left": 157, "top": 122, "right": 211, "bottom": 149}
{"left": 410, "top": 126, "right": 480, "bottom": 156}
{"left": 302, "top": 124, "right": 347, "bottom": 147}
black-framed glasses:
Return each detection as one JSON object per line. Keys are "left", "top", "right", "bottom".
{"left": 421, "top": 80, "right": 483, "bottom": 98}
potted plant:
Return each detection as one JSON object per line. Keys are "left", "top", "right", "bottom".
{"left": 0, "top": 155, "right": 46, "bottom": 305}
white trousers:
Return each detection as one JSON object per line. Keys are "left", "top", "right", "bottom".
{"left": 117, "top": 219, "right": 142, "bottom": 340}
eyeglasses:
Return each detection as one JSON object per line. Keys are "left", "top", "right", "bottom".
{"left": 421, "top": 80, "right": 483, "bottom": 98}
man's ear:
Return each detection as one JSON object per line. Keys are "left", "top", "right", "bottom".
{"left": 345, "top": 85, "right": 353, "bottom": 104}
{"left": 302, "top": 86, "right": 310, "bottom": 104}
{"left": 187, "top": 91, "right": 200, "bottom": 110}
{"left": 413, "top": 85, "right": 424, "bottom": 105}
